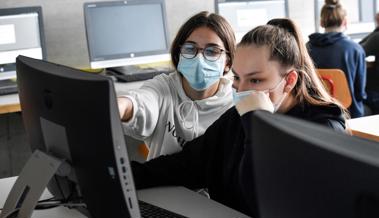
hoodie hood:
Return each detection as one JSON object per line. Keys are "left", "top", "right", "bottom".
{"left": 170, "top": 72, "right": 233, "bottom": 139}
{"left": 172, "top": 72, "right": 233, "bottom": 111}
{"left": 308, "top": 32, "right": 346, "bottom": 47}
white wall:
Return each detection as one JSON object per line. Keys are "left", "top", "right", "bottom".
{"left": 0, "top": 0, "right": 214, "bottom": 68}
{"left": 288, "top": 0, "right": 315, "bottom": 41}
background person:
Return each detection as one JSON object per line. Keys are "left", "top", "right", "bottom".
{"left": 307, "top": 0, "right": 367, "bottom": 118}
{"left": 360, "top": 12, "right": 379, "bottom": 114}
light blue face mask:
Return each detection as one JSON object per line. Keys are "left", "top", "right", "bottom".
{"left": 232, "top": 77, "right": 287, "bottom": 112}
{"left": 177, "top": 55, "right": 225, "bottom": 91}
{"left": 232, "top": 89, "right": 259, "bottom": 105}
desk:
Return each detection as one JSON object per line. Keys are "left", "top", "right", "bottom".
{"left": 0, "top": 94, "right": 20, "bottom": 114}
{"left": 0, "top": 176, "right": 250, "bottom": 218}
{"left": 0, "top": 80, "right": 144, "bottom": 115}
{"left": 346, "top": 114, "right": 379, "bottom": 142}
{"left": 114, "top": 80, "right": 144, "bottom": 95}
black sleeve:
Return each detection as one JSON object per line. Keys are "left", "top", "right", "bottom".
{"left": 309, "top": 112, "right": 346, "bottom": 133}
{"left": 131, "top": 111, "right": 229, "bottom": 190}
{"left": 236, "top": 109, "right": 346, "bottom": 217}
{"left": 316, "top": 119, "right": 346, "bottom": 133}
{"left": 237, "top": 110, "right": 263, "bottom": 217}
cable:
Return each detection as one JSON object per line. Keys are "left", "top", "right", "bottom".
{"left": 35, "top": 202, "right": 86, "bottom": 210}
{"left": 0, "top": 197, "right": 84, "bottom": 212}
{"left": 37, "top": 197, "right": 59, "bottom": 203}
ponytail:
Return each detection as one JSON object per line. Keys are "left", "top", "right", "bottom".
{"left": 320, "top": 0, "right": 346, "bottom": 28}
{"left": 239, "top": 18, "right": 349, "bottom": 119}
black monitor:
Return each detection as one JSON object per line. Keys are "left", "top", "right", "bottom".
{"left": 0, "top": 6, "right": 46, "bottom": 80}
{"left": 84, "top": 0, "right": 170, "bottom": 69}
{"left": 3, "top": 55, "right": 141, "bottom": 217}
{"left": 250, "top": 111, "right": 379, "bottom": 218}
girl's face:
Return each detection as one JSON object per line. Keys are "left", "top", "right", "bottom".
{"left": 183, "top": 26, "right": 228, "bottom": 68}
{"left": 232, "top": 44, "right": 291, "bottom": 106}
{"left": 178, "top": 26, "right": 229, "bottom": 96}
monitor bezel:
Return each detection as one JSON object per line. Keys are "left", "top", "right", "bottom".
{"left": 214, "top": 0, "right": 290, "bottom": 42}
{"left": 0, "top": 6, "right": 47, "bottom": 62}
{"left": 83, "top": 0, "right": 171, "bottom": 69}
{"left": 215, "top": 0, "right": 289, "bottom": 15}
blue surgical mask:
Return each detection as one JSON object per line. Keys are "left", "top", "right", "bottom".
{"left": 177, "top": 55, "right": 225, "bottom": 91}
{"left": 232, "top": 89, "right": 260, "bottom": 105}
{"left": 232, "top": 77, "right": 287, "bottom": 112}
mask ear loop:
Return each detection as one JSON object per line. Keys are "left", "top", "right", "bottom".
{"left": 270, "top": 72, "right": 292, "bottom": 112}
{"left": 273, "top": 92, "right": 288, "bottom": 112}
{"left": 268, "top": 76, "right": 287, "bottom": 93}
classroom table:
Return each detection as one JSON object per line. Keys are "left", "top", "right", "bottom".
{"left": 346, "top": 114, "right": 379, "bottom": 142}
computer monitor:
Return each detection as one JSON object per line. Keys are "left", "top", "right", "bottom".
{"left": 0, "top": 6, "right": 46, "bottom": 80}
{"left": 7, "top": 55, "right": 141, "bottom": 217}
{"left": 84, "top": 0, "right": 170, "bottom": 69}
{"left": 216, "top": 0, "right": 288, "bottom": 42}
{"left": 250, "top": 111, "right": 379, "bottom": 218}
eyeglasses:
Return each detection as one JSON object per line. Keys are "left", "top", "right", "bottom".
{"left": 180, "top": 42, "right": 227, "bottom": 62}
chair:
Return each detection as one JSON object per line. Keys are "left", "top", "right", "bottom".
{"left": 316, "top": 69, "right": 352, "bottom": 109}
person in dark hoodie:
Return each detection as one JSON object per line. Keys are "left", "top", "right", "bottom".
{"left": 360, "top": 12, "right": 379, "bottom": 114}
{"left": 131, "top": 18, "right": 347, "bottom": 217}
{"left": 307, "top": 0, "right": 367, "bottom": 118}
{"left": 360, "top": 13, "right": 379, "bottom": 63}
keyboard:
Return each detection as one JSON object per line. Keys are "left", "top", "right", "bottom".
{"left": 106, "top": 66, "right": 174, "bottom": 82}
{"left": 139, "top": 200, "right": 188, "bottom": 218}
{"left": 0, "top": 79, "right": 18, "bottom": 95}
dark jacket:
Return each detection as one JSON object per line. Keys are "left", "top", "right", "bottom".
{"left": 307, "top": 32, "right": 367, "bottom": 118}
{"left": 360, "top": 27, "right": 379, "bottom": 62}
{"left": 131, "top": 104, "right": 346, "bottom": 217}
{"left": 360, "top": 28, "right": 379, "bottom": 92}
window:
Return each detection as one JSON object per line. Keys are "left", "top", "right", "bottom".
{"left": 216, "top": 0, "right": 289, "bottom": 42}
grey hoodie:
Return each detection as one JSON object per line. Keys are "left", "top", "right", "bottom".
{"left": 121, "top": 72, "right": 233, "bottom": 160}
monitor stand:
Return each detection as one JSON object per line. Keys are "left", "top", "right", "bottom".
{"left": 0, "top": 150, "right": 67, "bottom": 218}
{"left": 108, "top": 65, "right": 142, "bottom": 76}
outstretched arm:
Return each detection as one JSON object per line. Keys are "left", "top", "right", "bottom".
{"left": 131, "top": 109, "right": 230, "bottom": 190}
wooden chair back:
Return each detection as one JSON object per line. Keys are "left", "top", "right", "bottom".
{"left": 316, "top": 69, "right": 352, "bottom": 108}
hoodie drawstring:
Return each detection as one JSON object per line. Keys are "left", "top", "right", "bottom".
{"left": 176, "top": 100, "right": 199, "bottom": 138}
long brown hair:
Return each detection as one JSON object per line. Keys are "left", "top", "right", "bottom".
{"left": 238, "top": 18, "right": 349, "bottom": 119}
{"left": 320, "top": 0, "right": 347, "bottom": 28}
{"left": 170, "top": 11, "right": 236, "bottom": 75}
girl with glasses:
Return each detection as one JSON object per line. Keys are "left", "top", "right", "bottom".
{"left": 131, "top": 18, "right": 348, "bottom": 217}
{"left": 118, "top": 11, "right": 235, "bottom": 160}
